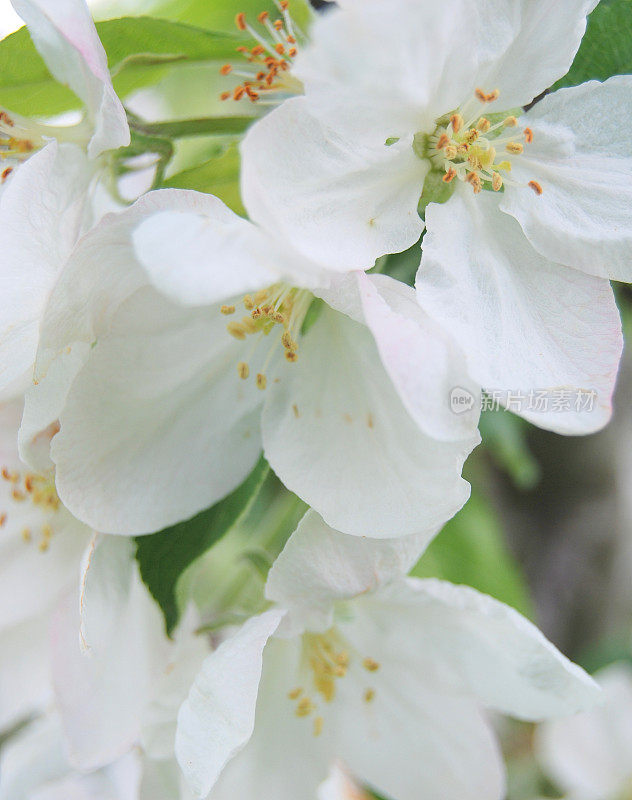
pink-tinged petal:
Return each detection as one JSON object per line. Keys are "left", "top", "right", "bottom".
{"left": 11, "top": 0, "right": 129, "bottom": 157}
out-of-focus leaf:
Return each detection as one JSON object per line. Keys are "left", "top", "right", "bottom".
{"left": 374, "top": 239, "right": 421, "bottom": 287}
{"left": 135, "top": 456, "right": 269, "bottom": 636}
{"left": 162, "top": 143, "right": 244, "bottom": 214}
{"left": 553, "top": 0, "right": 632, "bottom": 90}
{"left": 479, "top": 410, "right": 541, "bottom": 491}
{"left": 412, "top": 490, "right": 534, "bottom": 618}
{"left": 0, "top": 18, "right": 243, "bottom": 117}
{"left": 152, "top": 0, "right": 314, "bottom": 34}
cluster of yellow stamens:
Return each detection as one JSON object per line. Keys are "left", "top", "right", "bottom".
{"left": 220, "top": 1, "right": 302, "bottom": 103}
{"left": 222, "top": 284, "right": 312, "bottom": 390}
{"left": 430, "top": 89, "right": 543, "bottom": 196}
{"left": 288, "top": 631, "right": 380, "bottom": 737}
{"left": 1, "top": 466, "right": 60, "bottom": 552}
{"left": 0, "top": 110, "right": 37, "bottom": 184}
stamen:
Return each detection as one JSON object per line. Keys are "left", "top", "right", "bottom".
{"left": 492, "top": 172, "right": 503, "bottom": 191}
{"left": 442, "top": 167, "right": 457, "bottom": 183}
{"left": 220, "top": 305, "right": 235, "bottom": 315}
{"left": 237, "top": 362, "right": 250, "bottom": 379}
{"left": 313, "top": 716, "right": 324, "bottom": 736}
{"left": 256, "top": 373, "right": 267, "bottom": 390}
{"left": 475, "top": 87, "right": 500, "bottom": 103}
{"left": 528, "top": 180, "right": 543, "bottom": 195}
{"left": 363, "top": 657, "right": 380, "bottom": 672}
{"left": 364, "top": 689, "right": 376, "bottom": 703}
{"left": 524, "top": 127, "right": 534, "bottom": 144}
{"left": 505, "top": 142, "right": 523, "bottom": 154}
{"left": 450, "top": 114, "right": 464, "bottom": 134}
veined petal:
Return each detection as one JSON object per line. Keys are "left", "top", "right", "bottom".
{"left": 501, "top": 77, "right": 632, "bottom": 282}
{"left": 265, "top": 510, "right": 427, "bottom": 634}
{"left": 351, "top": 577, "right": 600, "bottom": 722}
{"left": 262, "top": 304, "right": 477, "bottom": 539}
{"left": 50, "top": 287, "right": 264, "bottom": 535}
{"left": 176, "top": 609, "right": 285, "bottom": 798}
{"left": 357, "top": 272, "right": 480, "bottom": 441}
{"left": 11, "top": 0, "right": 130, "bottom": 156}
{"left": 418, "top": 191, "right": 622, "bottom": 434}
{"left": 0, "top": 143, "right": 90, "bottom": 394}
{"left": 473, "top": 0, "right": 598, "bottom": 109}
{"left": 241, "top": 97, "right": 426, "bottom": 270}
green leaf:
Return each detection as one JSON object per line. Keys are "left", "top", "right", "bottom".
{"left": 147, "top": 0, "right": 314, "bottom": 34}
{"left": 162, "top": 143, "right": 244, "bottom": 214}
{"left": 0, "top": 18, "right": 243, "bottom": 117}
{"left": 479, "top": 409, "right": 541, "bottom": 491}
{"left": 412, "top": 490, "right": 534, "bottom": 618}
{"left": 553, "top": 0, "right": 632, "bottom": 90}
{"left": 135, "top": 455, "right": 269, "bottom": 636}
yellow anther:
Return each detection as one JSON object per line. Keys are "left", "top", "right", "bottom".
{"left": 506, "top": 142, "right": 524, "bottom": 154}
{"left": 364, "top": 688, "right": 376, "bottom": 703}
{"left": 492, "top": 172, "right": 503, "bottom": 191}
{"left": 524, "top": 127, "right": 534, "bottom": 144}
{"left": 313, "top": 716, "right": 324, "bottom": 737}
{"left": 285, "top": 350, "right": 298, "bottom": 363}
{"left": 11, "top": 489, "right": 25, "bottom": 502}
{"left": 443, "top": 167, "right": 457, "bottom": 183}
{"left": 475, "top": 87, "right": 499, "bottom": 103}
{"left": 288, "top": 687, "right": 303, "bottom": 700}
{"left": 237, "top": 362, "right": 250, "bottom": 379}
{"left": 281, "top": 331, "right": 296, "bottom": 350}
{"left": 450, "top": 113, "right": 464, "bottom": 134}
{"left": 456, "top": 143, "right": 469, "bottom": 156}
{"left": 41, "top": 524, "right": 52, "bottom": 540}
{"left": 21, "top": 527, "right": 31, "bottom": 542}
{"left": 444, "top": 144, "right": 457, "bottom": 159}
{"left": 227, "top": 321, "right": 247, "bottom": 340}
{"left": 497, "top": 160, "right": 512, "bottom": 171}
{"left": 477, "top": 117, "right": 491, "bottom": 132}
{"left": 464, "top": 128, "right": 479, "bottom": 144}
{"left": 436, "top": 132, "right": 450, "bottom": 150}
{"left": 528, "top": 180, "right": 543, "bottom": 195}
{"left": 241, "top": 316, "right": 258, "bottom": 334}
{"left": 256, "top": 373, "right": 267, "bottom": 390}
{"left": 220, "top": 305, "right": 236, "bottom": 315}
{"left": 363, "top": 657, "right": 380, "bottom": 672}
{"left": 503, "top": 116, "right": 518, "bottom": 127}
{"left": 296, "top": 697, "right": 315, "bottom": 717}
{"left": 254, "top": 289, "right": 269, "bottom": 304}
{"left": 465, "top": 173, "right": 482, "bottom": 193}
{"left": 243, "top": 295, "right": 255, "bottom": 310}
{"left": 0, "top": 513, "right": 6, "bottom": 527}
{"left": 38, "top": 539, "right": 49, "bottom": 553}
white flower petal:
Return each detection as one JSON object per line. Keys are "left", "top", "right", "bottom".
{"left": 262, "top": 305, "right": 477, "bottom": 538}
{"left": 265, "top": 509, "right": 427, "bottom": 633}
{"left": 51, "top": 286, "right": 263, "bottom": 535}
{"left": 418, "top": 190, "right": 622, "bottom": 434}
{"left": 0, "top": 615, "right": 53, "bottom": 731}
{"left": 357, "top": 272, "right": 480, "bottom": 441}
{"left": 0, "top": 143, "right": 90, "bottom": 393}
{"left": 501, "top": 77, "right": 632, "bottom": 282}
{"left": 241, "top": 97, "right": 426, "bottom": 270}
{"left": 318, "top": 763, "right": 370, "bottom": 800}
{"left": 11, "top": 0, "right": 129, "bottom": 156}
{"left": 536, "top": 662, "right": 632, "bottom": 800}
{"left": 355, "top": 578, "right": 600, "bottom": 721}
{"left": 52, "top": 535, "right": 171, "bottom": 770}
{"left": 0, "top": 715, "right": 69, "bottom": 800}
{"left": 474, "top": 0, "right": 598, "bottom": 109}
{"left": 132, "top": 195, "right": 282, "bottom": 307}
{"left": 176, "top": 608, "right": 285, "bottom": 798}
{"left": 19, "top": 190, "right": 206, "bottom": 471}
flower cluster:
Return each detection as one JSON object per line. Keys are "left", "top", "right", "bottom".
{"left": 0, "top": 0, "right": 630, "bottom": 798}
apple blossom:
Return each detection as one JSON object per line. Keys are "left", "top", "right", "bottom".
{"left": 0, "top": 0, "right": 129, "bottom": 395}
{"left": 176, "top": 510, "right": 600, "bottom": 800}
{"left": 241, "top": 0, "right": 628, "bottom": 434}
{"left": 20, "top": 188, "right": 480, "bottom": 539}
{"left": 536, "top": 661, "right": 632, "bottom": 800}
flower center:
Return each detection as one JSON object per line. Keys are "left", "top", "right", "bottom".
{"left": 221, "top": 283, "right": 313, "bottom": 390}
{"left": 0, "top": 110, "right": 43, "bottom": 185}
{"left": 219, "top": 1, "right": 304, "bottom": 104}
{"left": 1, "top": 465, "right": 60, "bottom": 552}
{"left": 287, "top": 629, "right": 380, "bottom": 737}
{"left": 418, "top": 88, "right": 543, "bottom": 196}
